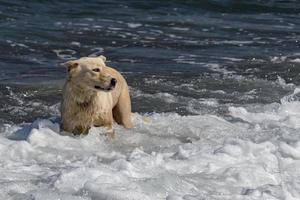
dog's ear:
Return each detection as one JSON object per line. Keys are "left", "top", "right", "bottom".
{"left": 98, "top": 55, "right": 106, "bottom": 62}
{"left": 61, "top": 61, "right": 79, "bottom": 72}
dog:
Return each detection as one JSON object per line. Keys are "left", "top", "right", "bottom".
{"left": 60, "top": 55, "right": 133, "bottom": 137}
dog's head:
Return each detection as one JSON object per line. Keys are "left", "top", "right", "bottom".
{"left": 62, "top": 55, "right": 117, "bottom": 92}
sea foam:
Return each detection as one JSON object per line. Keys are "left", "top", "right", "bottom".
{"left": 1, "top": 90, "right": 300, "bottom": 199}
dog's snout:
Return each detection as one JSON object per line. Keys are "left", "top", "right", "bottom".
{"left": 110, "top": 78, "right": 117, "bottom": 87}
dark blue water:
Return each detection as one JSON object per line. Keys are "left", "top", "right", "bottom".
{"left": 0, "top": 0, "right": 300, "bottom": 123}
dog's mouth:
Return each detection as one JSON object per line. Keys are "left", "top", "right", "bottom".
{"left": 94, "top": 85, "right": 114, "bottom": 91}
{"left": 94, "top": 78, "right": 117, "bottom": 92}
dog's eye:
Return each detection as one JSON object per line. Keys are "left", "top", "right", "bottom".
{"left": 92, "top": 68, "right": 101, "bottom": 72}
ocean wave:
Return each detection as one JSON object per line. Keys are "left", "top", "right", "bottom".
{"left": 1, "top": 93, "right": 300, "bottom": 199}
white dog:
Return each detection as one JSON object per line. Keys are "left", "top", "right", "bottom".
{"left": 61, "top": 56, "right": 133, "bottom": 137}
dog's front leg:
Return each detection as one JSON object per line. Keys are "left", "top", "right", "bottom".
{"left": 106, "top": 124, "right": 115, "bottom": 139}
{"left": 95, "top": 111, "right": 115, "bottom": 139}
{"left": 106, "top": 111, "right": 115, "bottom": 139}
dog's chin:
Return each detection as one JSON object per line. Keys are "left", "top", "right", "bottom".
{"left": 94, "top": 85, "right": 115, "bottom": 92}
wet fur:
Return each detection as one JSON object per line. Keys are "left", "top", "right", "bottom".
{"left": 61, "top": 56, "right": 133, "bottom": 136}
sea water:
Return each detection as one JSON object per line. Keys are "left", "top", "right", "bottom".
{"left": 1, "top": 0, "right": 300, "bottom": 199}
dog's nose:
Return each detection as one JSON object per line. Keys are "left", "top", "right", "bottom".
{"left": 110, "top": 78, "right": 117, "bottom": 87}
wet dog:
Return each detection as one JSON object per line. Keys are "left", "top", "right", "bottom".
{"left": 61, "top": 56, "right": 133, "bottom": 137}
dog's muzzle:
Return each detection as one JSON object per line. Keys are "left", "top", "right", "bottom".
{"left": 94, "top": 78, "right": 117, "bottom": 91}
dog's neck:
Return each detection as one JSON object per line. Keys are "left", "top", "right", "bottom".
{"left": 76, "top": 100, "right": 91, "bottom": 109}
{"left": 66, "top": 82, "right": 95, "bottom": 108}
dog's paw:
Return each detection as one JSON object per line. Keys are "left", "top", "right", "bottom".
{"left": 142, "top": 116, "right": 151, "bottom": 123}
{"left": 106, "top": 128, "right": 115, "bottom": 140}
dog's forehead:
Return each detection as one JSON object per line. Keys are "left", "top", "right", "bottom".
{"left": 76, "top": 57, "right": 105, "bottom": 68}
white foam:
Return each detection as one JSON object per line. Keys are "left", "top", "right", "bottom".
{"left": 214, "top": 40, "right": 254, "bottom": 45}
{"left": 206, "top": 63, "right": 235, "bottom": 74}
{"left": 276, "top": 76, "right": 295, "bottom": 88}
{"left": 290, "top": 58, "right": 300, "bottom": 63}
{"left": 6, "top": 40, "right": 29, "bottom": 49}
{"left": 229, "top": 88, "right": 300, "bottom": 129}
{"left": 170, "top": 27, "right": 190, "bottom": 31}
{"left": 127, "top": 23, "right": 142, "bottom": 28}
{"left": 270, "top": 56, "right": 287, "bottom": 63}
{"left": 53, "top": 49, "right": 76, "bottom": 60}
{"left": 70, "top": 41, "right": 81, "bottom": 47}
{"left": 88, "top": 47, "right": 104, "bottom": 57}
{"left": 220, "top": 57, "right": 244, "bottom": 62}
{"left": 131, "top": 90, "right": 178, "bottom": 103}
{"left": 2, "top": 90, "right": 300, "bottom": 199}
{"left": 174, "top": 56, "right": 236, "bottom": 75}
